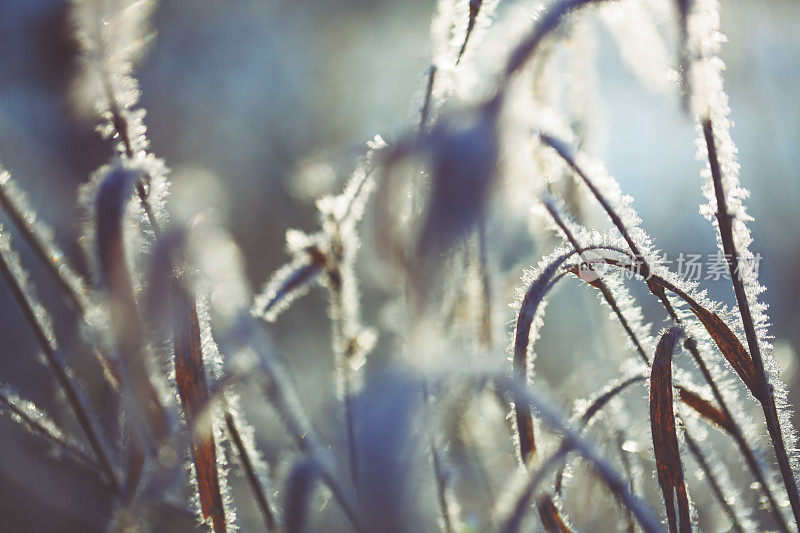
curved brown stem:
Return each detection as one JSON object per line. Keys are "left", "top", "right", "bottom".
{"left": 703, "top": 118, "right": 800, "bottom": 525}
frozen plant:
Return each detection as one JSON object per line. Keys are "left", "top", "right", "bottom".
{"left": 0, "top": 0, "right": 797, "bottom": 532}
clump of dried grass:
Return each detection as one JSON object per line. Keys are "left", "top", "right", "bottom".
{"left": 0, "top": 0, "right": 796, "bottom": 532}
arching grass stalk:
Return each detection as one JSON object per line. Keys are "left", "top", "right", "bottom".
{"left": 501, "top": 0, "right": 610, "bottom": 86}
{"left": 511, "top": 243, "right": 627, "bottom": 461}
{"left": 553, "top": 374, "right": 647, "bottom": 497}
{"left": 703, "top": 118, "right": 800, "bottom": 524}
{"left": 542, "top": 196, "right": 649, "bottom": 365}
{"left": 500, "top": 445, "right": 572, "bottom": 533}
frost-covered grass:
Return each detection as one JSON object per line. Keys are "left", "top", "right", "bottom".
{"left": 0, "top": 0, "right": 798, "bottom": 531}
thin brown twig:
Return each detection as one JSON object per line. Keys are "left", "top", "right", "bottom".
{"left": 703, "top": 118, "right": 800, "bottom": 525}
{"left": 224, "top": 412, "right": 278, "bottom": 532}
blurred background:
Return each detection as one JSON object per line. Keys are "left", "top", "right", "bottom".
{"left": 0, "top": 0, "right": 798, "bottom": 530}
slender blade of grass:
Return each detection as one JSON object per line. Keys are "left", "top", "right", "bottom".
{"left": 284, "top": 459, "right": 321, "bottom": 533}
{"left": 224, "top": 412, "right": 277, "bottom": 532}
{"left": 173, "top": 291, "right": 227, "bottom": 532}
{"left": 703, "top": 117, "right": 800, "bottom": 523}
{"left": 676, "top": 386, "right": 735, "bottom": 435}
{"left": 649, "top": 327, "right": 691, "bottom": 533}
{"left": 537, "top": 494, "right": 572, "bottom": 533}
{"left": 554, "top": 374, "right": 646, "bottom": 497}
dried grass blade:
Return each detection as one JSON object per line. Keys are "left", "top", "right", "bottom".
{"left": 173, "top": 291, "right": 227, "bottom": 532}
{"left": 539, "top": 137, "right": 763, "bottom": 403}
{"left": 538, "top": 139, "right": 775, "bottom": 520}
{"left": 224, "top": 412, "right": 277, "bottom": 531}
{"left": 537, "top": 494, "right": 572, "bottom": 533}
{"left": 676, "top": 386, "right": 734, "bottom": 435}
{"left": 685, "top": 307, "right": 762, "bottom": 401}
{"left": 567, "top": 259, "right": 787, "bottom": 531}
{"left": 649, "top": 327, "right": 691, "bottom": 533}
